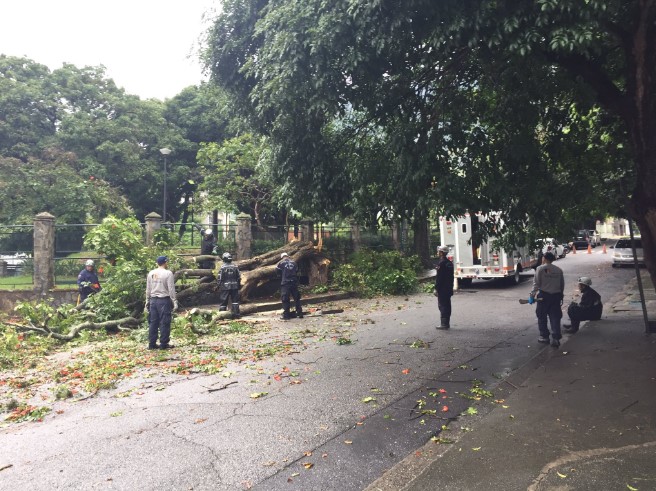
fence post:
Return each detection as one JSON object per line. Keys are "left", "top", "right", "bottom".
{"left": 145, "top": 212, "right": 162, "bottom": 246}
{"left": 0, "top": 260, "right": 7, "bottom": 278}
{"left": 33, "top": 212, "right": 55, "bottom": 294}
{"left": 236, "top": 213, "right": 252, "bottom": 260}
{"left": 349, "top": 220, "right": 362, "bottom": 252}
{"left": 300, "top": 219, "right": 314, "bottom": 243}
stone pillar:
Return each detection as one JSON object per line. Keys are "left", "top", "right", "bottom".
{"left": 0, "top": 260, "right": 7, "bottom": 277}
{"left": 391, "top": 221, "right": 401, "bottom": 251}
{"left": 33, "top": 212, "right": 55, "bottom": 294}
{"left": 145, "top": 212, "right": 162, "bottom": 246}
{"left": 236, "top": 213, "right": 252, "bottom": 260}
{"left": 300, "top": 219, "right": 314, "bottom": 243}
{"left": 350, "top": 220, "right": 362, "bottom": 252}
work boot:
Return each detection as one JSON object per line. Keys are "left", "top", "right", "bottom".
{"left": 296, "top": 311, "right": 304, "bottom": 319}
{"left": 550, "top": 339, "right": 560, "bottom": 348}
{"left": 219, "top": 306, "right": 227, "bottom": 312}
{"left": 231, "top": 303, "right": 241, "bottom": 319}
{"left": 436, "top": 317, "right": 450, "bottom": 330}
{"left": 537, "top": 336, "right": 550, "bottom": 343}
{"left": 280, "top": 312, "right": 292, "bottom": 320}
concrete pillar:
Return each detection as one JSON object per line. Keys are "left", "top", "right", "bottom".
{"left": 236, "top": 213, "right": 252, "bottom": 260}
{"left": 300, "top": 219, "right": 314, "bottom": 243}
{"left": 391, "top": 221, "right": 401, "bottom": 251}
{"left": 33, "top": 212, "right": 55, "bottom": 294}
{"left": 349, "top": 220, "right": 362, "bottom": 252}
{"left": 145, "top": 212, "right": 162, "bottom": 246}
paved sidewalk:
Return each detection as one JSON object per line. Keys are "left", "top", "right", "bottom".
{"left": 368, "top": 272, "right": 656, "bottom": 491}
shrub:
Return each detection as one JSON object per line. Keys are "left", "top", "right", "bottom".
{"left": 332, "top": 249, "right": 421, "bottom": 296}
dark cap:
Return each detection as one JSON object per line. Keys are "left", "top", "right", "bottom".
{"left": 156, "top": 255, "right": 168, "bottom": 265}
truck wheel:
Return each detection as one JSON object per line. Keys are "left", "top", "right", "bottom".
{"left": 458, "top": 278, "right": 473, "bottom": 288}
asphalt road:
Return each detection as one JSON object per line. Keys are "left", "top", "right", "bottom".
{"left": 0, "top": 247, "right": 633, "bottom": 491}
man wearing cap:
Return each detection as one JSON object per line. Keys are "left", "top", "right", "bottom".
{"left": 77, "top": 259, "right": 101, "bottom": 304}
{"left": 434, "top": 245, "right": 454, "bottom": 329}
{"left": 529, "top": 252, "right": 565, "bottom": 347}
{"left": 564, "top": 276, "right": 603, "bottom": 334}
{"left": 200, "top": 229, "right": 217, "bottom": 270}
{"left": 276, "top": 252, "right": 303, "bottom": 320}
{"left": 217, "top": 252, "right": 241, "bottom": 318}
{"left": 145, "top": 256, "right": 178, "bottom": 350}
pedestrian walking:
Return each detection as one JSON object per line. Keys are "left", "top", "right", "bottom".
{"left": 217, "top": 252, "right": 241, "bottom": 318}
{"left": 563, "top": 276, "right": 603, "bottom": 334}
{"left": 77, "top": 259, "right": 101, "bottom": 304}
{"left": 277, "top": 252, "right": 303, "bottom": 320}
{"left": 434, "top": 245, "right": 454, "bottom": 329}
{"left": 145, "top": 256, "right": 178, "bottom": 350}
{"left": 529, "top": 251, "right": 564, "bottom": 347}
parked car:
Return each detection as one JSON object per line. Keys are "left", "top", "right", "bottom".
{"left": 611, "top": 237, "right": 644, "bottom": 267}
{"left": 571, "top": 233, "right": 590, "bottom": 251}
{"left": 541, "top": 238, "right": 566, "bottom": 259}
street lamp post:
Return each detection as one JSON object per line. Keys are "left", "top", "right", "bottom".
{"left": 159, "top": 148, "right": 171, "bottom": 221}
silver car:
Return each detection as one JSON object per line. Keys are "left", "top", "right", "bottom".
{"left": 611, "top": 237, "right": 644, "bottom": 267}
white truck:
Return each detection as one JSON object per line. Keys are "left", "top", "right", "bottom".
{"left": 439, "top": 214, "right": 536, "bottom": 287}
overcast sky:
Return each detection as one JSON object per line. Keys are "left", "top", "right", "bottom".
{"left": 0, "top": 0, "right": 221, "bottom": 100}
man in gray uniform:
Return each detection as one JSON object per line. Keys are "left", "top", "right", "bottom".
{"left": 145, "top": 256, "right": 178, "bottom": 350}
{"left": 529, "top": 252, "right": 565, "bottom": 348}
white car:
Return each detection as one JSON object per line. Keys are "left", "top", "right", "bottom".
{"left": 541, "top": 238, "right": 565, "bottom": 259}
{"left": 611, "top": 237, "right": 644, "bottom": 267}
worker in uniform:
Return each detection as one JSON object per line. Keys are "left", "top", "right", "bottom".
{"left": 217, "top": 252, "right": 241, "bottom": 318}
{"left": 200, "top": 228, "right": 217, "bottom": 270}
{"left": 145, "top": 256, "right": 178, "bottom": 350}
{"left": 277, "top": 252, "right": 303, "bottom": 320}
{"left": 563, "top": 276, "right": 603, "bottom": 334}
{"left": 434, "top": 245, "right": 454, "bottom": 329}
{"left": 529, "top": 252, "right": 565, "bottom": 348}
{"left": 77, "top": 259, "right": 101, "bottom": 304}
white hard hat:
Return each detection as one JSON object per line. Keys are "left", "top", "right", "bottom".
{"left": 578, "top": 276, "right": 592, "bottom": 286}
{"left": 281, "top": 252, "right": 289, "bottom": 258}
{"left": 85, "top": 259, "right": 94, "bottom": 266}
{"left": 438, "top": 246, "right": 449, "bottom": 253}
{"left": 205, "top": 228, "right": 213, "bottom": 235}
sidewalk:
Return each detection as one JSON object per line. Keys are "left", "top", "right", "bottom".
{"left": 368, "top": 272, "right": 656, "bottom": 491}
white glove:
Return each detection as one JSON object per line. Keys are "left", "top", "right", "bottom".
{"left": 173, "top": 300, "right": 179, "bottom": 312}
{"left": 144, "top": 301, "right": 150, "bottom": 313}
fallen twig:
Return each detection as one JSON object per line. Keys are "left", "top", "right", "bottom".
{"left": 207, "top": 381, "right": 238, "bottom": 393}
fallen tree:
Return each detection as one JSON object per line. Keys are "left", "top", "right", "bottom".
{"left": 6, "top": 317, "right": 140, "bottom": 341}
{"left": 176, "top": 241, "right": 325, "bottom": 305}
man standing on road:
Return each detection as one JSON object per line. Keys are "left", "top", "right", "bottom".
{"left": 529, "top": 252, "right": 565, "bottom": 347}
{"left": 277, "top": 252, "right": 303, "bottom": 320}
{"left": 145, "top": 256, "right": 178, "bottom": 350}
{"left": 217, "top": 252, "right": 241, "bottom": 318}
{"left": 434, "top": 245, "right": 454, "bottom": 329}
{"left": 563, "top": 276, "right": 603, "bottom": 334}
{"left": 77, "top": 259, "right": 101, "bottom": 304}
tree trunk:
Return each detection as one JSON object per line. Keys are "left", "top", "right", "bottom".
{"left": 412, "top": 211, "right": 432, "bottom": 268}
{"left": 176, "top": 241, "right": 324, "bottom": 305}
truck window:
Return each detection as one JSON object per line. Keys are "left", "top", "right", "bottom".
{"left": 462, "top": 224, "right": 467, "bottom": 234}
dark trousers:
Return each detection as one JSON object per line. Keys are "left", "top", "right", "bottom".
{"left": 218, "top": 289, "right": 240, "bottom": 311}
{"left": 567, "top": 303, "right": 602, "bottom": 331}
{"left": 281, "top": 283, "right": 302, "bottom": 317}
{"left": 437, "top": 293, "right": 452, "bottom": 319}
{"left": 536, "top": 291, "right": 563, "bottom": 340}
{"left": 149, "top": 297, "right": 173, "bottom": 348}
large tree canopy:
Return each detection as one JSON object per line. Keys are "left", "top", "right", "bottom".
{"left": 205, "top": 0, "right": 655, "bottom": 285}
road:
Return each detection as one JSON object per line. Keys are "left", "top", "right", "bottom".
{"left": 0, "top": 247, "right": 635, "bottom": 491}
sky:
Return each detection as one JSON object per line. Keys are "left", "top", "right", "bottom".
{"left": 0, "top": 0, "right": 221, "bottom": 100}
